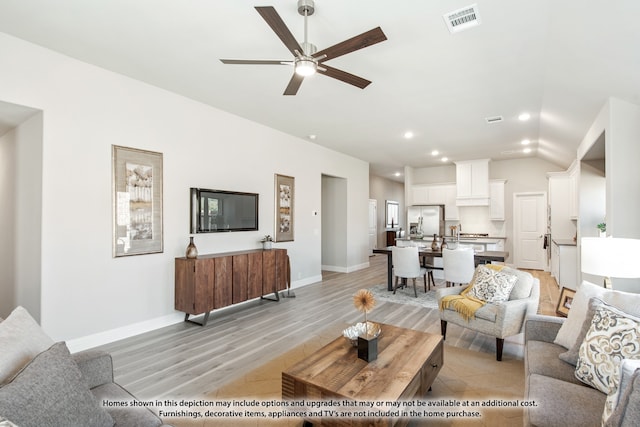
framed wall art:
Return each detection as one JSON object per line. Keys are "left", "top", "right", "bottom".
{"left": 274, "top": 174, "right": 294, "bottom": 242}
{"left": 112, "top": 145, "right": 163, "bottom": 257}
{"left": 555, "top": 287, "right": 576, "bottom": 317}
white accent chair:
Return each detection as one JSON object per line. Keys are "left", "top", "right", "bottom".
{"left": 391, "top": 246, "right": 429, "bottom": 297}
{"left": 442, "top": 247, "right": 475, "bottom": 287}
{"left": 436, "top": 267, "right": 540, "bottom": 361}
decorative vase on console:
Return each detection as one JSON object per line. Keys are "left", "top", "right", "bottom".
{"left": 185, "top": 236, "right": 198, "bottom": 259}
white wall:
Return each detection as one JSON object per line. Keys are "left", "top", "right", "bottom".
{"left": 577, "top": 98, "right": 640, "bottom": 292}
{"left": 0, "top": 33, "right": 370, "bottom": 345}
{"left": 321, "top": 175, "right": 347, "bottom": 271}
{"left": 0, "top": 112, "right": 43, "bottom": 320}
{"left": 369, "top": 175, "right": 404, "bottom": 248}
{"left": 0, "top": 126, "right": 17, "bottom": 318}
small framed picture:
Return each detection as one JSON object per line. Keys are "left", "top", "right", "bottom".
{"left": 556, "top": 287, "right": 576, "bottom": 317}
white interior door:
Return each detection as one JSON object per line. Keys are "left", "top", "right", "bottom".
{"left": 368, "top": 199, "right": 377, "bottom": 254}
{"left": 514, "top": 192, "right": 547, "bottom": 270}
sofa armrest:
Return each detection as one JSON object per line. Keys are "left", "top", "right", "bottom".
{"left": 72, "top": 349, "right": 114, "bottom": 389}
{"left": 524, "top": 314, "right": 565, "bottom": 344}
{"left": 435, "top": 285, "right": 470, "bottom": 300}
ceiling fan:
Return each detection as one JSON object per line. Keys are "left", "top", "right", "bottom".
{"left": 219, "top": 0, "right": 387, "bottom": 95}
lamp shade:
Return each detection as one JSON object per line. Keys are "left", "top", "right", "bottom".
{"left": 581, "top": 237, "right": 640, "bottom": 278}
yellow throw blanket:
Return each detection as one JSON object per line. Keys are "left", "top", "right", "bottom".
{"left": 438, "top": 264, "right": 505, "bottom": 321}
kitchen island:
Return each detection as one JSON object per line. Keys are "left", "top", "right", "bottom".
{"left": 373, "top": 246, "right": 509, "bottom": 291}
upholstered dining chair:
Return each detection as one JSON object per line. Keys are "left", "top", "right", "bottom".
{"left": 442, "top": 247, "right": 475, "bottom": 287}
{"left": 391, "top": 246, "right": 429, "bottom": 297}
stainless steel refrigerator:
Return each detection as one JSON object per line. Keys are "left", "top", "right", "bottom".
{"left": 407, "top": 205, "right": 445, "bottom": 237}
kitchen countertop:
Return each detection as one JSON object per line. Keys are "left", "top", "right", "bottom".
{"left": 553, "top": 238, "right": 577, "bottom": 246}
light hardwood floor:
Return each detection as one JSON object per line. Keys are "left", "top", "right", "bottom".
{"left": 96, "top": 254, "right": 560, "bottom": 403}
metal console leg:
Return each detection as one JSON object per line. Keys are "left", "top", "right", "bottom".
{"left": 184, "top": 312, "right": 210, "bottom": 326}
{"left": 261, "top": 291, "right": 281, "bottom": 302}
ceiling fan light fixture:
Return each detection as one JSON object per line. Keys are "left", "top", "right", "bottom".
{"left": 295, "top": 57, "right": 317, "bottom": 76}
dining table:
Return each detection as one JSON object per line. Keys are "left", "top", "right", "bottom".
{"left": 373, "top": 246, "right": 509, "bottom": 291}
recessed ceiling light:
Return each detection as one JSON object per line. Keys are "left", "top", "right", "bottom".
{"left": 521, "top": 139, "right": 530, "bottom": 145}
{"left": 404, "top": 131, "right": 414, "bottom": 139}
{"left": 308, "top": 134, "right": 317, "bottom": 140}
{"left": 431, "top": 150, "right": 439, "bottom": 156}
{"left": 394, "top": 172, "right": 401, "bottom": 177}
{"left": 518, "top": 112, "right": 531, "bottom": 121}
{"left": 523, "top": 147, "right": 532, "bottom": 154}
{"left": 441, "top": 157, "right": 449, "bottom": 162}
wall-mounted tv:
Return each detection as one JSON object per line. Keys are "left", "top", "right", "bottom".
{"left": 190, "top": 188, "right": 259, "bottom": 233}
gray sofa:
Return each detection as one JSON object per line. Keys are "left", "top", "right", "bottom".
{"left": 73, "top": 348, "right": 172, "bottom": 427}
{"left": 525, "top": 311, "right": 640, "bottom": 427}
{"left": 1, "top": 306, "right": 173, "bottom": 426}
{"left": 524, "top": 314, "right": 607, "bottom": 426}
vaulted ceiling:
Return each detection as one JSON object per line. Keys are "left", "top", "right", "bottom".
{"left": 1, "top": 0, "right": 639, "bottom": 181}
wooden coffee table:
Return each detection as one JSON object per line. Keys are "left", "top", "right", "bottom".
{"left": 282, "top": 323, "right": 443, "bottom": 427}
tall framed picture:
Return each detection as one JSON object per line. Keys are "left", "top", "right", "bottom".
{"left": 112, "top": 145, "right": 163, "bottom": 257}
{"left": 274, "top": 174, "right": 294, "bottom": 242}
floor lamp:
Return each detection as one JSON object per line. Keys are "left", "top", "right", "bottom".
{"left": 581, "top": 237, "right": 640, "bottom": 289}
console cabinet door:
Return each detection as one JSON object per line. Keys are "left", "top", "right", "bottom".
{"left": 175, "top": 258, "right": 215, "bottom": 315}
{"left": 214, "top": 256, "right": 232, "bottom": 309}
{"left": 247, "top": 252, "right": 263, "bottom": 300}
{"left": 232, "top": 254, "right": 248, "bottom": 304}
{"left": 275, "top": 250, "right": 288, "bottom": 291}
{"left": 263, "top": 250, "right": 277, "bottom": 294}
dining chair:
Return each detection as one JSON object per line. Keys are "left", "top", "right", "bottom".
{"left": 442, "top": 247, "right": 475, "bottom": 287}
{"left": 391, "top": 246, "right": 429, "bottom": 297}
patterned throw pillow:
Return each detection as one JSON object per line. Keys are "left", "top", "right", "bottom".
{"left": 603, "top": 358, "right": 640, "bottom": 424}
{"left": 575, "top": 301, "right": 640, "bottom": 395}
{"left": 466, "top": 265, "right": 518, "bottom": 303}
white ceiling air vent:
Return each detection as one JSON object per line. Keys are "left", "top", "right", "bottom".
{"left": 485, "top": 115, "right": 503, "bottom": 124}
{"left": 443, "top": 4, "right": 481, "bottom": 34}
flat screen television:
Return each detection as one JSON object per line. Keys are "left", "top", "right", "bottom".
{"left": 190, "top": 188, "right": 259, "bottom": 233}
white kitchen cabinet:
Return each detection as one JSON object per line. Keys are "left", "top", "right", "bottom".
{"left": 443, "top": 184, "right": 459, "bottom": 220}
{"left": 410, "top": 184, "right": 458, "bottom": 221}
{"left": 551, "top": 240, "right": 577, "bottom": 290}
{"left": 489, "top": 180, "right": 506, "bottom": 220}
{"left": 455, "top": 159, "right": 490, "bottom": 206}
{"left": 485, "top": 240, "right": 505, "bottom": 251}
{"left": 411, "top": 185, "right": 430, "bottom": 205}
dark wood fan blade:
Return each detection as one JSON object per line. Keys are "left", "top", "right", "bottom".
{"left": 220, "top": 59, "right": 291, "bottom": 65}
{"left": 313, "top": 27, "right": 387, "bottom": 62}
{"left": 255, "top": 6, "right": 302, "bottom": 57}
{"left": 317, "top": 64, "right": 371, "bottom": 89}
{"left": 283, "top": 73, "right": 304, "bottom": 96}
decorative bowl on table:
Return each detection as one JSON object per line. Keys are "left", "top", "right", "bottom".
{"left": 342, "top": 321, "right": 382, "bottom": 346}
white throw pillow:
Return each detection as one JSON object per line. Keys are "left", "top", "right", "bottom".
{"left": 575, "top": 300, "right": 640, "bottom": 394}
{"left": 0, "top": 306, "right": 54, "bottom": 385}
{"left": 554, "top": 280, "right": 607, "bottom": 349}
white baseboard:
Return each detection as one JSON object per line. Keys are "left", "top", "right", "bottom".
{"left": 322, "top": 262, "right": 370, "bottom": 273}
{"left": 322, "top": 265, "right": 347, "bottom": 273}
{"left": 66, "top": 312, "right": 184, "bottom": 353}
{"left": 66, "top": 275, "right": 324, "bottom": 353}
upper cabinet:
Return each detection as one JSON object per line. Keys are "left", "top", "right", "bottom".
{"left": 410, "top": 183, "right": 458, "bottom": 221}
{"left": 455, "top": 159, "right": 490, "bottom": 206}
{"left": 489, "top": 179, "right": 506, "bottom": 221}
